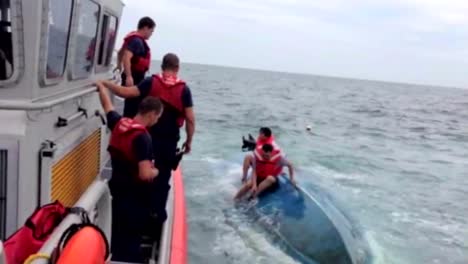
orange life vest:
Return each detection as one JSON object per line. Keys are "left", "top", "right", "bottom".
{"left": 255, "top": 135, "right": 281, "bottom": 153}
{"left": 254, "top": 147, "right": 283, "bottom": 178}
{"left": 149, "top": 73, "right": 186, "bottom": 127}
{"left": 121, "top": 32, "right": 151, "bottom": 73}
{"left": 256, "top": 135, "right": 274, "bottom": 146}
{"left": 108, "top": 118, "right": 148, "bottom": 165}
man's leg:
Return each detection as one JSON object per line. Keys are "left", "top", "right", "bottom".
{"left": 111, "top": 197, "right": 145, "bottom": 262}
{"left": 242, "top": 154, "right": 254, "bottom": 182}
{"left": 150, "top": 169, "right": 171, "bottom": 222}
{"left": 148, "top": 139, "right": 178, "bottom": 238}
{"left": 234, "top": 181, "right": 253, "bottom": 200}
{"left": 146, "top": 175, "right": 170, "bottom": 242}
{"left": 253, "top": 176, "right": 277, "bottom": 198}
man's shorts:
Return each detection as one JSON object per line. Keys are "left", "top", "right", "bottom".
{"left": 256, "top": 175, "right": 280, "bottom": 193}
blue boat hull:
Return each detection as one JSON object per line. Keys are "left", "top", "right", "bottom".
{"left": 242, "top": 174, "right": 372, "bottom": 264}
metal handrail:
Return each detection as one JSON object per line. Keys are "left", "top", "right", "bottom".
{"left": 0, "top": 87, "right": 97, "bottom": 111}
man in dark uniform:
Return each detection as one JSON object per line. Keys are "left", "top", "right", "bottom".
{"left": 96, "top": 81, "right": 163, "bottom": 262}
{"left": 115, "top": 16, "right": 156, "bottom": 117}
{"left": 99, "top": 53, "right": 195, "bottom": 228}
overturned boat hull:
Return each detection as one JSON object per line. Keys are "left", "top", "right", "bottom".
{"left": 245, "top": 174, "right": 372, "bottom": 264}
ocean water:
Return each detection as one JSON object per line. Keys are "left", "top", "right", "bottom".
{"left": 166, "top": 63, "right": 468, "bottom": 264}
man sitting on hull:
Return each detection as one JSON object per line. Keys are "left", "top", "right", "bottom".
{"left": 235, "top": 144, "right": 295, "bottom": 200}
{"left": 241, "top": 127, "right": 281, "bottom": 182}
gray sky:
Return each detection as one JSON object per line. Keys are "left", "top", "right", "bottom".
{"left": 119, "top": 0, "right": 468, "bottom": 88}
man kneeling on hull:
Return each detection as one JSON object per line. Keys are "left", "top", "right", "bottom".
{"left": 235, "top": 144, "right": 296, "bottom": 200}
{"left": 96, "top": 82, "right": 163, "bottom": 262}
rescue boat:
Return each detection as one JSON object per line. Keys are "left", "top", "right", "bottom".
{"left": 0, "top": 1, "right": 187, "bottom": 263}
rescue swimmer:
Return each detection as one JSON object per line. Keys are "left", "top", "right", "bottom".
{"left": 235, "top": 143, "right": 296, "bottom": 200}
{"left": 98, "top": 53, "right": 195, "bottom": 234}
{"left": 95, "top": 81, "right": 163, "bottom": 262}
{"left": 115, "top": 16, "right": 156, "bottom": 117}
{"left": 241, "top": 127, "right": 282, "bottom": 182}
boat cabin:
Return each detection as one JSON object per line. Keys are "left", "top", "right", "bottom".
{"left": 0, "top": 1, "right": 187, "bottom": 263}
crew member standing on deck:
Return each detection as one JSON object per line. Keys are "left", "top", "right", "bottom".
{"left": 95, "top": 81, "right": 163, "bottom": 262}
{"left": 115, "top": 16, "right": 156, "bottom": 117}
{"left": 99, "top": 53, "right": 195, "bottom": 227}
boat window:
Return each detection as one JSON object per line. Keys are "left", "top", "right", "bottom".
{"left": 0, "top": 0, "right": 13, "bottom": 81}
{"left": 105, "top": 16, "right": 117, "bottom": 66}
{"left": 97, "top": 14, "right": 118, "bottom": 67}
{"left": 96, "top": 14, "right": 109, "bottom": 66}
{"left": 72, "top": 0, "right": 99, "bottom": 79}
{"left": 45, "top": 0, "right": 73, "bottom": 79}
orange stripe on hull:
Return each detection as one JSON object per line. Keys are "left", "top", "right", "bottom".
{"left": 170, "top": 167, "right": 188, "bottom": 264}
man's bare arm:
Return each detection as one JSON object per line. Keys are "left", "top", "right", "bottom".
{"left": 101, "top": 80, "right": 141, "bottom": 98}
{"left": 122, "top": 50, "right": 133, "bottom": 76}
{"left": 285, "top": 160, "right": 296, "bottom": 187}
{"left": 183, "top": 107, "right": 195, "bottom": 153}
{"left": 251, "top": 170, "right": 258, "bottom": 192}
{"left": 114, "top": 49, "right": 124, "bottom": 71}
{"left": 96, "top": 82, "right": 114, "bottom": 114}
{"left": 138, "top": 160, "right": 158, "bottom": 182}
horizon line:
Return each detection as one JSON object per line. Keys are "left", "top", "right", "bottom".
{"left": 148, "top": 58, "right": 464, "bottom": 90}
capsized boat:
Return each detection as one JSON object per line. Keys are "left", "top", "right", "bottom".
{"left": 236, "top": 174, "right": 373, "bottom": 264}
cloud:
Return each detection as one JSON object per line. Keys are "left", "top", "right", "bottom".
{"left": 399, "top": 0, "right": 468, "bottom": 24}
{"left": 120, "top": 0, "right": 468, "bottom": 88}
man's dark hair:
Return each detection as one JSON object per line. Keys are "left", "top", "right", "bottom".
{"left": 161, "top": 53, "right": 180, "bottom": 71}
{"left": 138, "top": 17, "right": 156, "bottom": 30}
{"left": 138, "top": 97, "right": 163, "bottom": 115}
{"left": 259, "top": 127, "right": 272, "bottom": 138}
{"left": 262, "top": 144, "right": 274, "bottom": 153}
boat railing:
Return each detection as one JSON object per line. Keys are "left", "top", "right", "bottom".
{"left": 0, "top": 72, "right": 120, "bottom": 111}
{"left": 156, "top": 173, "right": 175, "bottom": 264}
{"left": 0, "top": 87, "right": 97, "bottom": 111}
{"left": 30, "top": 179, "right": 112, "bottom": 264}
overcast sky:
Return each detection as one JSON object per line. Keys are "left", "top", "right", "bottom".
{"left": 119, "top": 0, "right": 468, "bottom": 88}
